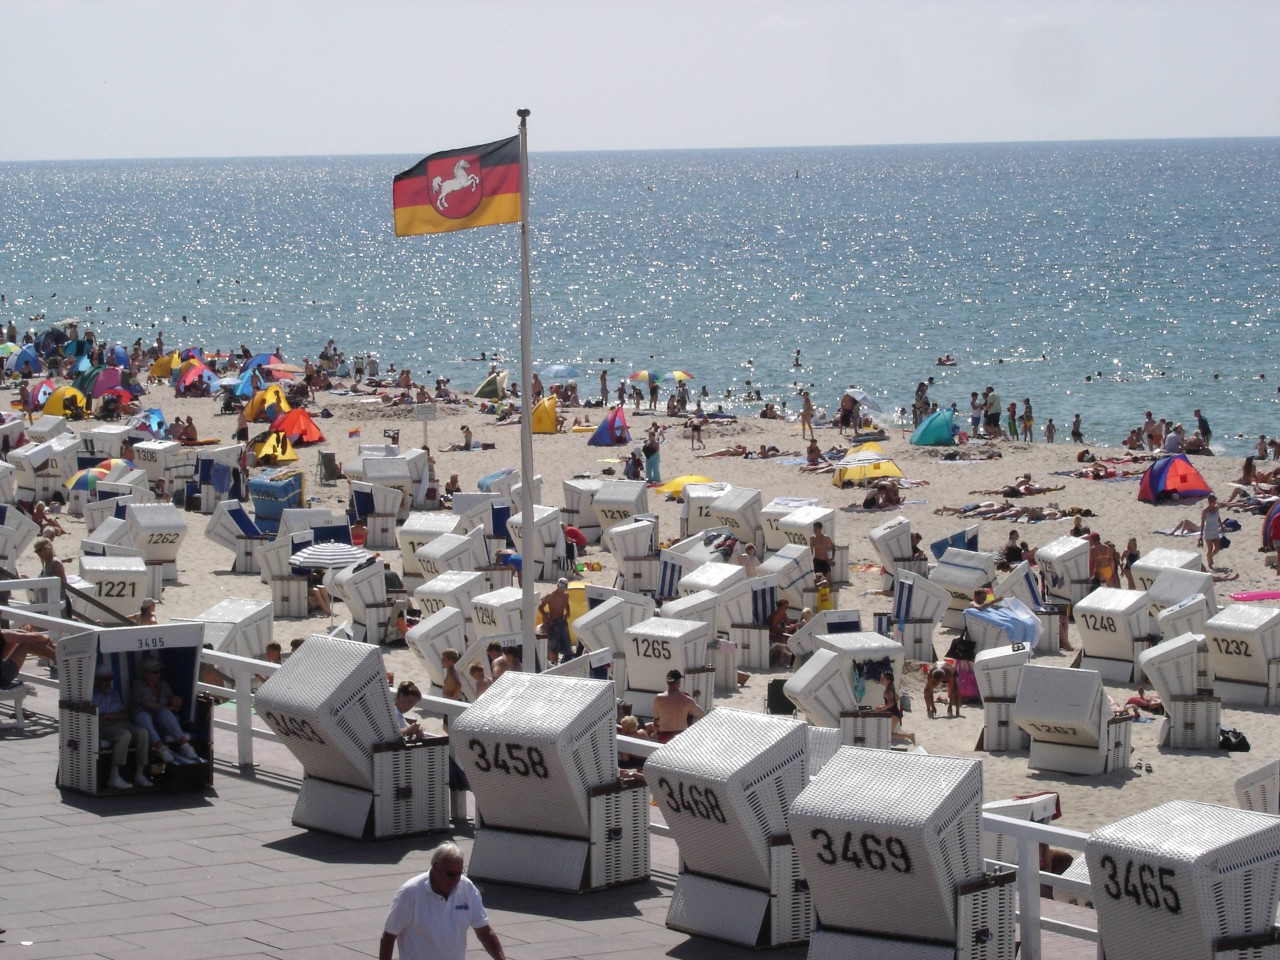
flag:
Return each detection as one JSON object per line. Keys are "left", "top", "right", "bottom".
{"left": 348, "top": 427, "right": 361, "bottom": 438}
{"left": 393, "top": 136, "right": 521, "bottom": 237}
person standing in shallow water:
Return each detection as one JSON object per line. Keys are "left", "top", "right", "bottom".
{"left": 1194, "top": 408, "right": 1212, "bottom": 449}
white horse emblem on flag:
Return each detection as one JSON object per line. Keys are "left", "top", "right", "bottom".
{"left": 432, "top": 159, "right": 481, "bottom": 211}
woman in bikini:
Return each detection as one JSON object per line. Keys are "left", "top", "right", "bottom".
{"left": 874, "top": 672, "right": 915, "bottom": 744}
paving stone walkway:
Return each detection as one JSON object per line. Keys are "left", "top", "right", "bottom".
{"left": 1, "top": 703, "right": 1095, "bottom": 959}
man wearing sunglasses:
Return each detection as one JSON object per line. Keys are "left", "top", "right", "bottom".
{"left": 381, "top": 842, "right": 505, "bottom": 960}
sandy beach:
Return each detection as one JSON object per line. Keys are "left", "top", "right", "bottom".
{"left": 17, "top": 382, "right": 1278, "bottom": 834}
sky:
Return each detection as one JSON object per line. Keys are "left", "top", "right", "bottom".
{"left": 2, "top": 0, "right": 1278, "bottom": 162}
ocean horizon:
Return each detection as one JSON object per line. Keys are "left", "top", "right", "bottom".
{"left": 3, "top": 136, "right": 1278, "bottom": 454}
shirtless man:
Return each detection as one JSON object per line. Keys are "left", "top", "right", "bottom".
{"left": 809, "top": 522, "right": 835, "bottom": 581}
{"left": 491, "top": 643, "right": 522, "bottom": 681}
{"left": 652, "top": 669, "right": 705, "bottom": 743}
{"left": 1143, "top": 411, "right": 1159, "bottom": 451}
{"left": 766, "top": 599, "right": 792, "bottom": 646}
{"left": 538, "top": 579, "right": 573, "bottom": 665}
{"left": 469, "top": 662, "right": 492, "bottom": 698}
{"left": 440, "top": 649, "right": 463, "bottom": 702}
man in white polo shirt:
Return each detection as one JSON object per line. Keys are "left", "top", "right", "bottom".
{"left": 380, "top": 842, "right": 505, "bottom": 960}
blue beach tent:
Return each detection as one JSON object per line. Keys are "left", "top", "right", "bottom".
{"left": 910, "top": 409, "right": 955, "bottom": 446}
{"left": 588, "top": 406, "right": 631, "bottom": 446}
{"left": 8, "top": 344, "right": 43, "bottom": 375}
{"left": 1137, "top": 454, "right": 1211, "bottom": 505}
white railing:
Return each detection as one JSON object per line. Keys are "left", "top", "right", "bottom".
{"left": 10, "top": 628, "right": 1095, "bottom": 960}
{"left": 196, "top": 649, "right": 282, "bottom": 768}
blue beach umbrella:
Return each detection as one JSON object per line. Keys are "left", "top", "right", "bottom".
{"left": 241, "top": 352, "right": 280, "bottom": 374}
{"left": 540, "top": 363, "right": 580, "bottom": 381}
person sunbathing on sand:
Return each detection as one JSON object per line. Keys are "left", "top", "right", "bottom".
{"left": 987, "top": 504, "right": 1065, "bottom": 522}
{"left": 934, "top": 500, "right": 1014, "bottom": 518}
{"left": 697, "top": 444, "right": 750, "bottom": 458}
{"left": 969, "top": 475, "right": 1065, "bottom": 498}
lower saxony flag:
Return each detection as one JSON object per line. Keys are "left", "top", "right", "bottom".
{"left": 393, "top": 136, "right": 521, "bottom": 236}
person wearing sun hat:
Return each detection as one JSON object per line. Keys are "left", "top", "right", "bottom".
{"left": 129, "top": 655, "right": 199, "bottom": 764}
{"left": 92, "top": 662, "right": 152, "bottom": 789}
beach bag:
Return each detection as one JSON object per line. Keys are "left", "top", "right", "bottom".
{"left": 946, "top": 634, "right": 977, "bottom": 663}
{"left": 1220, "top": 728, "right": 1250, "bottom": 752}
{"left": 1219, "top": 535, "right": 1231, "bottom": 550}
{"left": 955, "top": 661, "right": 980, "bottom": 702}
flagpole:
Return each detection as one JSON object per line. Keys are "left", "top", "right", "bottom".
{"left": 515, "top": 108, "right": 538, "bottom": 671}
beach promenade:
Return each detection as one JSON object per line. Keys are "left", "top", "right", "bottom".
{"left": 1, "top": 701, "right": 1098, "bottom": 960}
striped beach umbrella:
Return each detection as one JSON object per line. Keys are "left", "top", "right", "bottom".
{"left": 65, "top": 466, "right": 111, "bottom": 492}
{"left": 667, "top": 370, "right": 695, "bottom": 382}
{"left": 629, "top": 370, "right": 662, "bottom": 383}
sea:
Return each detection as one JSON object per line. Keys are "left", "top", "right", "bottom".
{"left": 2, "top": 138, "right": 1278, "bottom": 455}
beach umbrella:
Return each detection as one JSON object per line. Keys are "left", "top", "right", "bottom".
{"left": 667, "top": 370, "right": 695, "bottom": 382}
{"left": 289, "top": 542, "right": 370, "bottom": 570}
{"left": 629, "top": 370, "right": 662, "bottom": 383}
{"left": 64, "top": 466, "right": 111, "bottom": 492}
{"left": 240, "top": 352, "right": 281, "bottom": 373}
{"left": 845, "top": 387, "right": 883, "bottom": 413}
{"left": 0, "top": 343, "right": 17, "bottom": 357}
{"left": 94, "top": 458, "right": 137, "bottom": 472}
{"left": 107, "top": 344, "right": 130, "bottom": 367}
{"left": 263, "top": 362, "right": 304, "bottom": 375}
{"left": 656, "top": 474, "right": 715, "bottom": 497}
{"left": 288, "top": 543, "right": 371, "bottom": 626}
{"left": 540, "top": 363, "right": 580, "bottom": 380}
